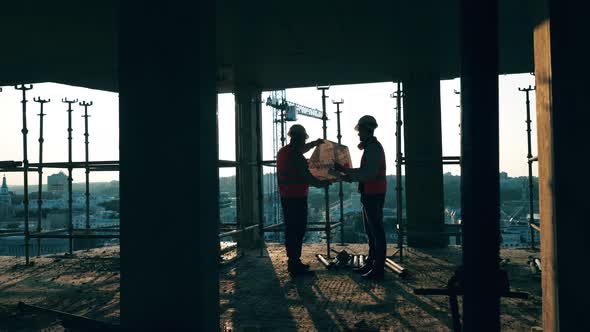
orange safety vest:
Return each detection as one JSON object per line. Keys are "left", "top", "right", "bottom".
{"left": 277, "top": 145, "right": 309, "bottom": 198}
{"left": 359, "top": 140, "right": 387, "bottom": 194}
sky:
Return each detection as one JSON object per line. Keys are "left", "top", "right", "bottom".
{"left": 219, "top": 73, "right": 538, "bottom": 178}
{"left": 0, "top": 83, "right": 119, "bottom": 187}
{"left": 1, "top": 74, "right": 537, "bottom": 186}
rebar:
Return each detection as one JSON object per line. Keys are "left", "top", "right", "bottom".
{"left": 15, "top": 84, "right": 33, "bottom": 265}
{"left": 33, "top": 96, "right": 50, "bottom": 257}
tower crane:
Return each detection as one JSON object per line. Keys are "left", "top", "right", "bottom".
{"left": 264, "top": 90, "right": 327, "bottom": 233}
{"left": 265, "top": 90, "right": 325, "bottom": 147}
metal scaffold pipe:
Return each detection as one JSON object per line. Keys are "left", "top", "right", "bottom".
{"left": 33, "top": 96, "right": 50, "bottom": 257}
{"left": 265, "top": 90, "right": 326, "bottom": 250}
{"left": 332, "top": 98, "right": 345, "bottom": 246}
{"left": 15, "top": 84, "right": 33, "bottom": 265}
{"left": 80, "top": 101, "right": 93, "bottom": 231}
{"left": 62, "top": 98, "right": 78, "bottom": 256}
{"left": 518, "top": 85, "right": 537, "bottom": 250}
{"left": 280, "top": 102, "right": 286, "bottom": 148}
{"left": 391, "top": 81, "right": 405, "bottom": 263}
{"left": 256, "top": 93, "right": 265, "bottom": 257}
{"left": 318, "top": 86, "right": 331, "bottom": 258}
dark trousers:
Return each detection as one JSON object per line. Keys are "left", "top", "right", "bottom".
{"left": 361, "top": 193, "right": 386, "bottom": 271}
{"left": 281, "top": 197, "right": 308, "bottom": 265}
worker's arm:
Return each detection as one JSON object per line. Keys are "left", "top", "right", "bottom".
{"left": 342, "top": 144, "right": 381, "bottom": 182}
{"left": 293, "top": 152, "right": 329, "bottom": 188}
{"left": 301, "top": 138, "right": 324, "bottom": 154}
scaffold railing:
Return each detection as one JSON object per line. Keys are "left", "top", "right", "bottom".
{"left": 0, "top": 84, "right": 120, "bottom": 264}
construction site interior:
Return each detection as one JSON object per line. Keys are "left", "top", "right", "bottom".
{"left": 0, "top": 1, "right": 587, "bottom": 331}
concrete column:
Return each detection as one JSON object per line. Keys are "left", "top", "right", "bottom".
{"left": 534, "top": 4, "right": 589, "bottom": 331}
{"left": 119, "top": 2, "right": 219, "bottom": 330}
{"left": 235, "top": 84, "right": 262, "bottom": 249}
{"left": 403, "top": 74, "right": 445, "bottom": 248}
{"left": 460, "top": 0, "right": 501, "bottom": 330}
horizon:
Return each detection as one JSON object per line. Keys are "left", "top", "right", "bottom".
{"left": 219, "top": 171, "right": 535, "bottom": 179}
{"left": 2, "top": 74, "right": 538, "bottom": 186}
{"left": 220, "top": 74, "right": 538, "bottom": 179}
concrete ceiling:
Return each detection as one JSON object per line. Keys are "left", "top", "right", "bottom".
{"left": 0, "top": 1, "right": 118, "bottom": 92}
{"left": 0, "top": 1, "right": 541, "bottom": 93}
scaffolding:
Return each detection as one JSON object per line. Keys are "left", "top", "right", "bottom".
{"left": 391, "top": 82, "right": 462, "bottom": 264}
{"left": 518, "top": 85, "right": 539, "bottom": 250}
{"left": 217, "top": 82, "right": 539, "bottom": 271}
{"left": 264, "top": 88, "right": 342, "bottom": 260}
{"left": 0, "top": 85, "right": 120, "bottom": 265}
{"left": 218, "top": 89, "right": 346, "bottom": 261}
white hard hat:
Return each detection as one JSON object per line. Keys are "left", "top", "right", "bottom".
{"left": 355, "top": 115, "right": 378, "bottom": 131}
{"left": 288, "top": 124, "right": 309, "bottom": 139}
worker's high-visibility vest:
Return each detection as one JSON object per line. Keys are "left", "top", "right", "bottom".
{"left": 358, "top": 140, "right": 387, "bottom": 194}
{"left": 277, "top": 145, "right": 309, "bottom": 198}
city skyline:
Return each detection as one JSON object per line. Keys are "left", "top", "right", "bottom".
{"left": 0, "top": 83, "right": 119, "bottom": 187}
{"left": 2, "top": 74, "right": 537, "bottom": 185}
{"left": 219, "top": 73, "right": 538, "bottom": 178}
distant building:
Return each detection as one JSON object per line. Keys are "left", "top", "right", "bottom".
{"left": 500, "top": 171, "right": 509, "bottom": 182}
{"left": 350, "top": 192, "right": 361, "bottom": 211}
{"left": 48, "top": 172, "right": 68, "bottom": 193}
{"left": 47, "top": 211, "right": 68, "bottom": 230}
{"left": 445, "top": 208, "right": 461, "bottom": 224}
{"left": 0, "top": 176, "right": 14, "bottom": 220}
{"left": 500, "top": 231, "right": 523, "bottom": 248}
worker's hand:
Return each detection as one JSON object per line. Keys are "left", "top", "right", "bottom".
{"left": 314, "top": 138, "right": 324, "bottom": 146}
{"left": 333, "top": 162, "right": 346, "bottom": 173}
{"left": 341, "top": 174, "right": 353, "bottom": 183}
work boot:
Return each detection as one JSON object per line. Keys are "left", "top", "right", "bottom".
{"left": 298, "top": 261, "right": 310, "bottom": 270}
{"left": 353, "top": 258, "right": 373, "bottom": 274}
{"left": 289, "top": 259, "right": 310, "bottom": 270}
{"left": 288, "top": 264, "right": 315, "bottom": 277}
{"left": 288, "top": 260, "right": 311, "bottom": 275}
{"left": 353, "top": 263, "right": 373, "bottom": 274}
{"left": 361, "top": 268, "right": 384, "bottom": 280}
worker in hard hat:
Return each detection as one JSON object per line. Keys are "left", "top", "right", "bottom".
{"left": 277, "top": 124, "right": 331, "bottom": 277}
{"left": 334, "top": 115, "right": 387, "bottom": 280}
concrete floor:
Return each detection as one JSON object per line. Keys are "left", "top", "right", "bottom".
{"left": 0, "top": 244, "right": 541, "bottom": 331}
{"left": 220, "top": 244, "right": 542, "bottom": 331}
{"left": 0, "top": 247, "right": 120, "bottom": 331}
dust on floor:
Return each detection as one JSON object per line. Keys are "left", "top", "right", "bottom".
{"left": 0, "top": 247, "right": 119, "bottom": 331}
{"left": 0, "top": 243, "right": 541, "bottom": 331}
{"left": 220, "top": 244, "right": 542, "bottom": 331}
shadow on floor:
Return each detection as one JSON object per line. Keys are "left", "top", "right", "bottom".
{"left": 220, "top": 247, "right": 298, "bottom": 331}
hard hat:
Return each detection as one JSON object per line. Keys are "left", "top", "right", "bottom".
{"left": 288, "top": 124, "right": 309, "bottom": 139}
{"left": 355, "top": 115, "right": 378, "bottom": 131}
